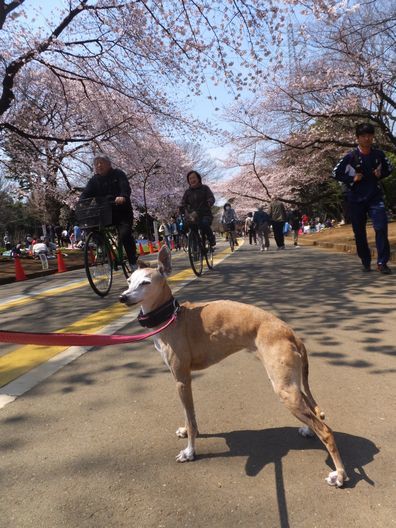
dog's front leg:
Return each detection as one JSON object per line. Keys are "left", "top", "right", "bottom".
{"left": 175, "top": 376, "right": 198, "bottom": 462}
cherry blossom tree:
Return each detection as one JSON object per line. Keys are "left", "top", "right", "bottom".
{"left": 219, "top": 1, "right": 395, "bottom": 213}
{"left": 226, "top": 1, "right": 395, "bottom": 153}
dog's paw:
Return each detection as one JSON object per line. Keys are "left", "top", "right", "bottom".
{"left": 175, "top": 448, "right": 195, "bottom": 462}
{"left": 176, "top": 427, "right": 188, "bottom": 438}
{"left": 325, "top": 470, "right": 346, "bottom": 487}
{"left": 298, "top": 426, "right": 315, "bottom": 438}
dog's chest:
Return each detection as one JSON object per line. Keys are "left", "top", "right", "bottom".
{"left": 153, "top": 336, "right": 171, "bottom": 370}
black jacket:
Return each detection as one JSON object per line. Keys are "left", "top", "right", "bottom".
{"left": 253, "top": 209, "right": 270, "bottom": 227}
{"left": 332, "top": 148, "right": 393, "bottom": 203}
{"left": 80, "top": 168, "right": 133, "bottom": 222}
{"left": 180, "top": 184, "right": 215, "bottom": 219}
{"left": 288, "top": 211, "right": 301, "bottom": 230}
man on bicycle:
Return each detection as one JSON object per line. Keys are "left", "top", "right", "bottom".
{"left": 221, "top": 202, "right": 239, "bottom": 245}
{"left": 180, "top": 170, "right": 216, "bottom": 247}
{"left": 79, "top": 155, "right": 138, "bottom": 269}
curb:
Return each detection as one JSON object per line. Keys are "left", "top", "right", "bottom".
{"left": 0, "top": 264, "right": 85, "bottom": 286}
{"left": 300, "top": 239, "right": 396, "bottom": 263}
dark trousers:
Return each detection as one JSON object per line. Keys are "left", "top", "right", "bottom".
{"left": 350, "top": 199, "right": 390, "bottom": 266}
{"left": 248, "top": 228, "right": 257, "bottom": 244}
{"left": 272, "top": 221, "right": 285, "bottom": 248}
{"left": 198, "top": 216, "right": 215, "bottom": 245}
{"left": 117, "top": 221, "right": 137, "bottom": 265}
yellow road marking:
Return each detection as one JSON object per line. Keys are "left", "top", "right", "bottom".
{"left": 0, "top": 242, "right": 240, "bottom": 387}
{"left": 0, "top": 303, "right": 129, "bottom": 387}
{"left": 0, "top": 279, "right": 88, "bottom": 313}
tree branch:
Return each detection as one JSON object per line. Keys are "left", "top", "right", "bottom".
{"left": 0, "top": 0, "right": 24, "bottom": 30}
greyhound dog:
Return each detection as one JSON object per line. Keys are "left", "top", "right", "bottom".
{"left": 119, "top": 246, "right": 347, "bottom": 487}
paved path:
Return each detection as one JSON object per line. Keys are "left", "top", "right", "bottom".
{"left": 0, "top": 242, "right": 395, "bottom": 527}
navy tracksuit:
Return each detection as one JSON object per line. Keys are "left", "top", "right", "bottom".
{"left": 333, "top": 148, "right": 393, "bottom": 266}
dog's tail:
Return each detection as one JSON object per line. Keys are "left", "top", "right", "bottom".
{"left": 298, "top": 339, "right": 325, "bottom": 420}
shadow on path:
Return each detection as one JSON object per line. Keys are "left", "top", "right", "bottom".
{"left": 200, "top": 426, "right": 379, "bottom": 528}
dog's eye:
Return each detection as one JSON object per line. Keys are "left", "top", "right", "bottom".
{"left": 140, "top": 281, "right": 151, "bottom": 286}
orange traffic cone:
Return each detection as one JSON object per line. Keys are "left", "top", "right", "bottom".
{"left": 57, "top": 250, "right": 67, "bottom": 273}
{"left": 138, "top": 242, "right": 145, "bottom": 256}
{"left": 14, "top": 256, "right": 27, "bottom": 281}
{"left": 148, "top": 241, "right": 155, "bottom": 254}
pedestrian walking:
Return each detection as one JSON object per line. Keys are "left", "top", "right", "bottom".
{"left": 289, "top": 210, "right": 301, "bottom": 247}
{"left": 332, "top": 123, "right": 393, "bottom": 274}
{"left": 269, "top": 197, "right": 287, "bottom": 249}
{"left": 244, "top": 212, "right": 257, "bottom": 245}
{"left": 253, "top": 205, "right": 271, "bottom": 252}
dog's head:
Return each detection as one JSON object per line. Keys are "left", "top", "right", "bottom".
{"left": 119, "top": 245, "right": 172, "bottom": 307}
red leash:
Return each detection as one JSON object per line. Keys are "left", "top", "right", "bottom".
{"left": 0, "top": 314, "right": 177, "bottom": 347}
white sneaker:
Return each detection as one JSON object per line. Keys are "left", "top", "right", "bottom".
{"left": 264, "top": 247, "right": 268, "bottom": 251}
{"left": 260, "top": 247, "right": 264, "bottom": 252}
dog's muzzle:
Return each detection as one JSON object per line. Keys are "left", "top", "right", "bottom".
{"left": 120, "top": 292, "right": 141, "bottom": 306}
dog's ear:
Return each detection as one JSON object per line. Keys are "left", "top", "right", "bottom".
{"left": 157, "top": 245, "right": 172, "bottom": 276}
{"left": 138, "top": 260, "right": 150, "bottom": 269}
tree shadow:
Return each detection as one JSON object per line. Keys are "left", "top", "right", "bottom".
{"left": 179, "top": 245, "right": 396, "bottom": 373}
{"left": 199, "top": 426, "right": 379, "bottom": 528}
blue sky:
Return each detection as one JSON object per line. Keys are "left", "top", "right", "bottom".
{"left": 23, "top": 1, "right": 247, "bottom": 176}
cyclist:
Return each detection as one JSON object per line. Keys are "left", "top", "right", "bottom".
{"left": 79, "top": 155, "right": 138, "bottom": 269}
{"left": 180, "top": 170, "right": 216, "bottom": 247}
{"left": 221, "top": 202, "right": 239, "bottom": 246}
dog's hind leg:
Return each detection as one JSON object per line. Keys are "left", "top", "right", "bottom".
{"left": 258, "top": 338, "right": 347, "bottom": 487}
{"left": 276, "top": 382, "right": 347, "bottom": 487}
{"left": 297, "top": 339, "right": 325, "bottom": 420}
{"left": 174, "top": 373, "right": 198, "bottom": 462}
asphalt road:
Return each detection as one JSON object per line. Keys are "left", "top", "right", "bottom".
{"left": 0, "top": 241, "right": 395, "bottom": 528}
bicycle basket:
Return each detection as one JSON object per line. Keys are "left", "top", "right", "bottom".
{"left": 75, "top": 200, "right": 113, "bottom": 228}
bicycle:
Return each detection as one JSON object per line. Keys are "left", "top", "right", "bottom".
{"left": 187, "top": 223, "right": 214, "bottom": 277}
{"left": 76, "top": 200, "right": 133, "bottom": 297}
{"left": 223, "top": 222, "right": 237, "bottom": 252}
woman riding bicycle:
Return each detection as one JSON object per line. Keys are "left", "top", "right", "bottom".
{"left": 220, "top": 202, "right": 238, "bottom": 246}
{"left": 79, "top": 155, "right": 138, "bottom": 269}
{"left": 180, "top": 170, "right": 216, "bottom": 247}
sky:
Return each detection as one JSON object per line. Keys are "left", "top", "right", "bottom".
{"left": 24, "top": 0, "right": 243, "bottom": 172}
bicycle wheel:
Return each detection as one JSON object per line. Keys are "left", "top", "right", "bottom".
{"left": 229, "top": 232, "right": 235, "bottom": 252}
{"left": 204, "top": 237, "right": 214, "bottom": 269}
{"left": 188, "top": 229, "right": 203, "bottom": 276}
{"left": 84, "top": 231, "right": 113, "bottom": 297}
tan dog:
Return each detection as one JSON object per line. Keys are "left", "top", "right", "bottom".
{"left": 120, "top": 247, "right": 347, "bottom": 487}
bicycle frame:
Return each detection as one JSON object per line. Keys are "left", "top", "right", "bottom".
{"left": 103, "top": 227, "right": 124, "bottom": 268}
{"left": 84, "top": 226, "right": 131, "bottom": 297}
{"left": 187, "top": 223, "right": 214, "bottom": 276}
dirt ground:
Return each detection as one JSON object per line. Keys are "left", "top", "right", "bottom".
{"left": 298, "top": 221, "right": 396, "bottom": 262}
{"left": 0, "top": 250, "right": 85, "bottom": 285}
{"left": 300, "top": 221, "right": 396, "bottom": 245}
